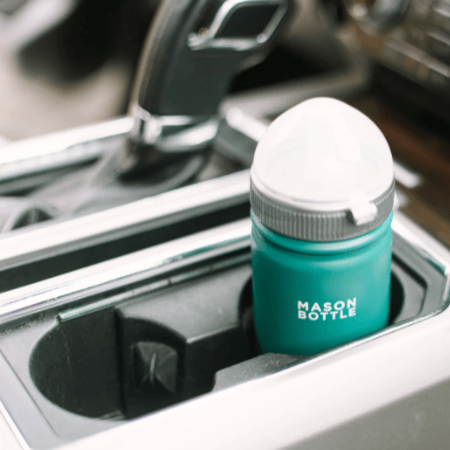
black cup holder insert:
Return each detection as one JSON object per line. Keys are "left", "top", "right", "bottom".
{"left": 0, "top": 235, "right": 443, "bottom": 449}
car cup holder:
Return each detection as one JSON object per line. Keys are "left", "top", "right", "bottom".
{"left": 0, "top": 218, "right": 446, "bottom": 449}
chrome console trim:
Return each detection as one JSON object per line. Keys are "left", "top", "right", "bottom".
{"left": 58, "top": 252, "right": 251, "bottom": 323}
{"left": 0, "top": 205, "right": 448, "bottom": 328}
{"left": 0, "top": 218, "right": 251, "bottom": 327}
{"left": 129, "top": 104, "right": 220, "bottom": 152}
{"left": 0, "top": 401, "right": 30, "bottom": 450}
{"left": 0, "top": 117, "right": 132, "bottom": 182}
{"left": 0, "top": 170, "right": 250, "bottom": 272}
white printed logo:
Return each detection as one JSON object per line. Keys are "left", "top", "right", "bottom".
{"left": 298, "top": 298, "right": 357, "bottom": 321}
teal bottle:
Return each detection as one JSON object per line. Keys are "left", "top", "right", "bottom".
{"left": 250, "top": 98, "right": 395, "bottom": 355}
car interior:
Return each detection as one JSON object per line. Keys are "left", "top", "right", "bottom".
{"left": 1, "top": 0, "right": 450, "bottom": 449}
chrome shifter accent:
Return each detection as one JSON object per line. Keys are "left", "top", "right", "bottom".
{"left": 187, "top": 0, "right": 289, "bottom": 51}
{"left": 344, "top": 0, "right": 410, "bottom": 29}
{"left": 129, "top": 104, "right": 220, "bottom": 153}
{"left": 126, "top": 0, "right": 293, "bottom": 171}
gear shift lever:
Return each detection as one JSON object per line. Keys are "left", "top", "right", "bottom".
{"left": 125, "top": 0, "right": 293, "bottom": 172}
{"left": 30, "top": 0, "right": 293, "bottom": 216}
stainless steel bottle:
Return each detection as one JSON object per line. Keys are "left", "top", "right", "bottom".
{"left": 250, "top": 97, "right": 395, "bottom": 355}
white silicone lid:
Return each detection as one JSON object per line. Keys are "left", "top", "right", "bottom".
{"left": 250, "top": 98, "right": 395, "bottom": 241}
{"left": 252, "top": 97, "right": 394, "bottom": 210}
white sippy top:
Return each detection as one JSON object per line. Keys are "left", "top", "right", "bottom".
{"left": 250, "top": 97, "right": 395, "bottom": 241}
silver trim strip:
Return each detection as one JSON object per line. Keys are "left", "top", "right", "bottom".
{"left": 0, "top": 401, "right": 30, "bottom": 450}
{"left": 0, "top": 219, "right": 251, "bottom": 325}
{"left": 58, "top": 253, "right": 250, "bottom": 322}
{"left": 0, "top": 170, "right": 250, "bottom": 271}
{"left": 0, "top": 207, "right": 448, "bottom": 326}
{"left": 393, "top": 161, "right": 422, "bottom": 189}
{"left": 0, "top": 117, "right": 132, "bottom": 182}
{"left": 129, "top": 104, "right": 220, "bottom": 151}
{"left": 391, "top": 210, "right": 450, "bottom": 275}
{"left": 225, "top": 108, "right": 269, "bottom": 142}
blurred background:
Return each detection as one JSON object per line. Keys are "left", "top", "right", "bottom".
{"left": 0, "top": 0, "right": 160, "bottom": 139}
{"left": 0, "top": 0, "right": 347, "bottom": 139}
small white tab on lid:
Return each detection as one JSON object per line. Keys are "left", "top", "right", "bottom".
{"left": 348, "top": 191, "right": 378, "bottom": 225}
{"left": 349, "top": 203, "right": 378, "bottom": 225}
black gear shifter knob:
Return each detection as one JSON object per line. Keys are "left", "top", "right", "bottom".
{"left": 128, "top": 0, "right": 294, "bottom": 159}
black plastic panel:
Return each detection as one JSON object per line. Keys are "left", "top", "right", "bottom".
{"left": 116, "top": 265, "right": 251, "bottom": 418}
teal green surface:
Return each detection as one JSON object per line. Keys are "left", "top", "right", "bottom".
{"left": 251, "top": 211, "right": 393, "bottom": 355}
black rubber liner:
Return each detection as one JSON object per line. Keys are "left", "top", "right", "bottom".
{"left": 0, "top": 232, "right": 446, "bottom": 449}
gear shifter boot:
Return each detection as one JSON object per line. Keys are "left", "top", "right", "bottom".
{"left": 30, "top": 147, "right": 207, "bottom": 215}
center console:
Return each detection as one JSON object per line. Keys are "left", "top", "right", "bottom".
{"left": 0, "top": 175, "right": 449, "bottom": 448}
{"left": 0, "top": 1, "right": 450, "bottom": 449}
